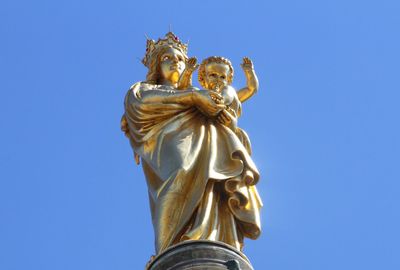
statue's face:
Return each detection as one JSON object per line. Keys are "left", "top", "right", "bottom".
{"left": 159, "top": 47, "right": 186, "bottom": 84}
{"left": 204, "top": 62, "right": 230, "bottom": 90}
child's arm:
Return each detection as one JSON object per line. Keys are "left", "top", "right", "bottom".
{"left": 237, "top": 57, "right": 259, "bottom": 103}
{"left": 177, "top": 57, "right": 199, "bottom": 90}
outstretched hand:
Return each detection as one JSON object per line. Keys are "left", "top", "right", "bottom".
{"left": 186, "top": 57, "right": 199, "bottom": 71}
{"left": 241, "top": 57, "right": 254, "bottom": 72}
{"left": 193, "top": 90, "right": 225, "bottom": 117}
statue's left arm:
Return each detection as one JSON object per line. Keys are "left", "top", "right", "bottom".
{"left": 237, "top": 57, "right": 259, "bottom": 103}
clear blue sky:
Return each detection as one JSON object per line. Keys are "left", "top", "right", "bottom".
{"left": 1, "top": 0, "right": 399, "bottom": 269}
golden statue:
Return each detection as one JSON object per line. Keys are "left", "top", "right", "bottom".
{"left": 121, "top": 32, "right": 262, "bottom": 255}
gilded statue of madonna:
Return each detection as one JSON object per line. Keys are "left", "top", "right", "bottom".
{"left": 121, "top": 32, "right": 262, "bottom": 255}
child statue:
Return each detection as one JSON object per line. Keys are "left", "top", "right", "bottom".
{"left": 179, "top": 56, "right": 259, "bottom": 154}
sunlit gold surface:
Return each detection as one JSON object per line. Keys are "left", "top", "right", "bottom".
{"left": 122, "top": 32, "right": 262, "bottom": 254}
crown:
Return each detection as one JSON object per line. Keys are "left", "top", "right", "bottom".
{"left": 142, "top": 32, "right": 188, "bottom": 67}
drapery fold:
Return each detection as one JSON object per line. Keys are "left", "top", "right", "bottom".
{"left": 123, "top": 82, "right": 262, "bottom": 253}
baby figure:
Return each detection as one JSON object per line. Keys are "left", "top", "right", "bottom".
{"left": 197, "top": 56, "right": 259, "bottom": 153}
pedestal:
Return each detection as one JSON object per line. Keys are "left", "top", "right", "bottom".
{"left": 147, "top": 240, "right": 254, "bottom": 270}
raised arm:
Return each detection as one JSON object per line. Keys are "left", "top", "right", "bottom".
{"left": 177, "top": 57, "right": 199, "bottom": 90}
{"left": 237, "top": 57, "right": 259, "bottom": 103}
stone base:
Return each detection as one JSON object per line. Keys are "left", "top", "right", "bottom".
{"left": 147, "top": 240, "right": 254, "bottom": 270}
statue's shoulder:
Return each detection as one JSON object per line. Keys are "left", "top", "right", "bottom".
{"left": 128, "top": 82, "right": 142, "bottom": 89}
{"left": 126, "top": 81, "right": 154, "bottom": 99}
{"left": 221, "top": 85, "right": 241, "bottom": 115}
{"left": 222, "top": 85, "right": 237, "bottom": 95}
{"left": 130, "top": 82, "right": 176, "bottom": 92}
{"left": 222, "top": 85, "right": 239, "bottom": 102}
{"left": 128, "top": 81, "right": 149, "bottom": 91}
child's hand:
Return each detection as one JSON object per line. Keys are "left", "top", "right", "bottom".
{"left": 211, "top": 92, "right": 224, "bottom": 104}
{"left": 238, "top": 57, "right": 259, "bottom": 102}
{"left": 210, "top": 91, "right": 224, "bottom": 104}
{"left": 186, "top": 57, "right": 199, "bottom": 71}
{"left": 217, "top": 109, "right": 237, "bottom": 130}
{"left": 193, "top": 90, "right": 225, "bottom": 117}
{"left": 241, "top": 57, "right": 254, "bottom": 72}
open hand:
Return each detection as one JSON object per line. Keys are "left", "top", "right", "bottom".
{"left": 241, "top": 57, "right": 254, "bottom": 72}
{"left": 186, "top": 57, "right": 199, "bottom": 71}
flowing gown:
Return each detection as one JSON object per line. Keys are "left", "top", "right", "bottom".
{"left": 122, "top": 82, "right": 262, "bottom": 254}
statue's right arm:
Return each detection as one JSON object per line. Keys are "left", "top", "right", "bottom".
{"left": 132, "top": 84, "right": 225, "bottom": 116}
{"left": 138, "top": 88, "right": 196, "bottom": 106}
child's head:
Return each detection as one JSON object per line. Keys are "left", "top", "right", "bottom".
{"left": 198, "top": 56, "right": 234, "bottom": 90}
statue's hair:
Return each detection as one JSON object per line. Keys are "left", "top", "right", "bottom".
{"left": 145, "top": 45, "right": 188, "bottom": 84}
{"left": 198, "top": 56, "right": 234, "bottom": 89}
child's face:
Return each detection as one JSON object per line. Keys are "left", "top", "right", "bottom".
{"left": 204, "top": 62, "right": 230, "bottom": 90}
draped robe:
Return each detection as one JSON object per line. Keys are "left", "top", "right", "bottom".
{"left": 123, "top": 82, "right": 262, "bottom": 254}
